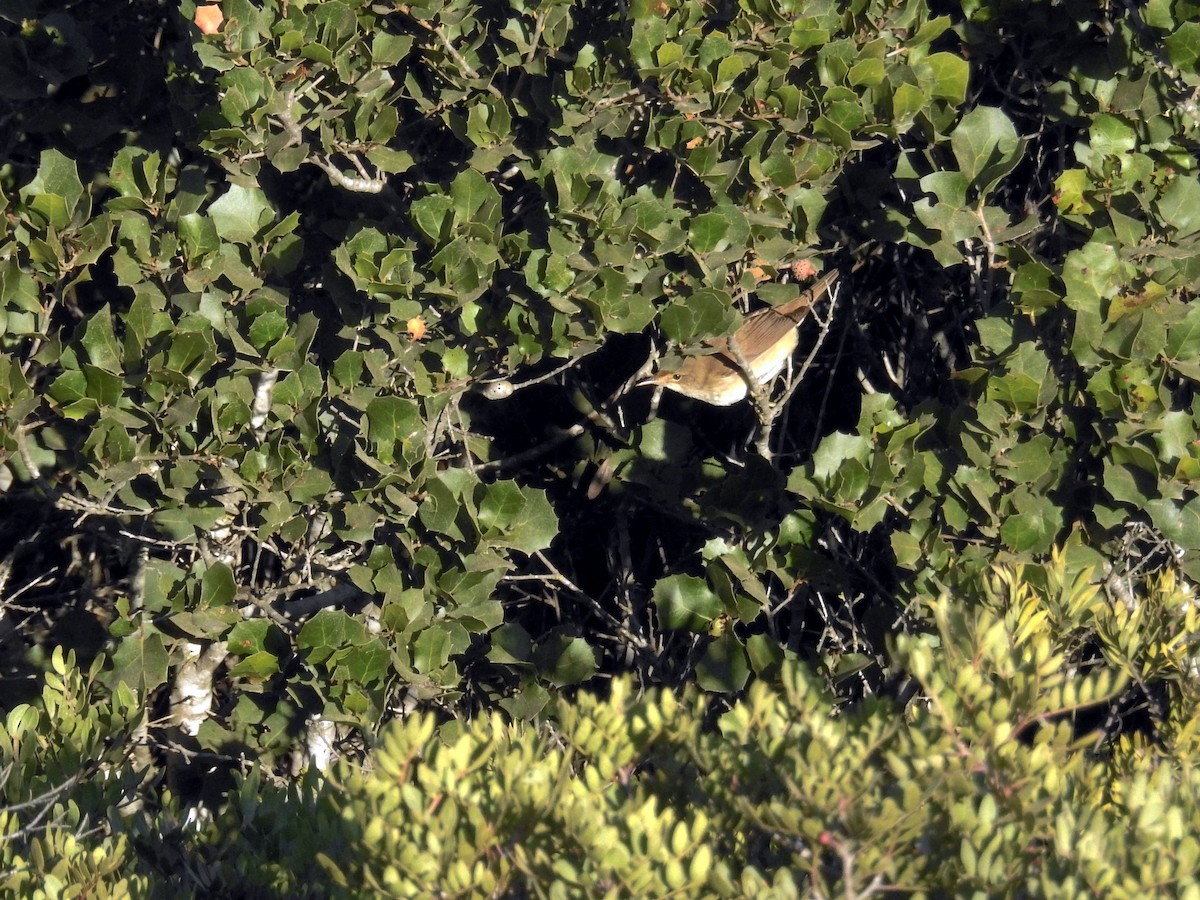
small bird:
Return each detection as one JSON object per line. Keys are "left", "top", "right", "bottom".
{"left": 640, "top": 269, "right": 838, "bottom": 406}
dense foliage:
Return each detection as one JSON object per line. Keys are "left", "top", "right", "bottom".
{"left": 2, "top": 0, "right": 1200, "bottom": 893}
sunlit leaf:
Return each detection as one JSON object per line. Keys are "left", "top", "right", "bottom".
{"left": 654, "top": 574, "right": 722, "bottom": 631}
{"left": 208, "top": 183, "right": 274, "bottom": 243}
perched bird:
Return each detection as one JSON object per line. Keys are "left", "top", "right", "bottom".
{"left": 640, "top": 269, "right": 838, "bottom": 406}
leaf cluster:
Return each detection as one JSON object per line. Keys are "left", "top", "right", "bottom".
{"left": 5, "top": 561, "right": 1199, "bottom": 895}
{"left": 3, "top": 0, "right": 1200, "bottom": 891}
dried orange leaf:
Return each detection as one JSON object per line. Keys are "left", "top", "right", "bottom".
{"left": 194, "top": 4, "right": 224, "bottom": 34}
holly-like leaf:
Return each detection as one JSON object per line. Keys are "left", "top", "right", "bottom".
{"left": 208, "top": 183, "right": 274, "bottom": 243}
{"left": 24, "top": 149, "right": 86, "bottom": 226}
{"left": 654, "top": 574, "right": 722, "bottom": 631}
{"left": 536, "top": 631, "right": 598, "bottom": 686}
{"left": 498, "top": 487, "right": 558, "bottom": 554}
{"left": 80, "top": 306, "right": 123, "bottom": 373}
{"left": 950, "top": 106, "right": 1021, "bottom": 195}
{"left": 695, "top": 632, "right": 750, "bottom": 693}
{"left": 1147, "top": 497, "right": 1200, "bottom": 549}
{"left": 107, "top": 626, "right": 169, "bottom": 694}
{"left": 1156, "top": 175, "right": 1200, "bottom": 238}
{"left": 366, "top": 396, "right": 423, "bottom": 465}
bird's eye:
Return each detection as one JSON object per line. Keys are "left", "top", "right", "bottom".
{"left": 671, "top": 373, "right": 682, "bottom": 381}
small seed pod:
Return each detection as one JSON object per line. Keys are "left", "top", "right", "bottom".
{"left": 478, "top": 379, "right": 514, "bottom": 400}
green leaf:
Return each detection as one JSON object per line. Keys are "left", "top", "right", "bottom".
{"left": 228, "top": 651, "right": 281, "bottom": 679}
{"left": 660, "top": 289, "right": 734, "bottom": 344}
{"left": 80, "top": 306, "right": 123, "bottom": 373}
{"left": 988, "top": 343, "right": 1052, "bottom": 413}
{"left": 109, "top": 147, "right": 157, "bottom": 202}
{"left": 715, "top": 53, "right": 747, "bottom": 90}
{"left": 498, "top": 682, "right": 550, "bottom": 721}
{"left": 343, "top": 642, "right": 389, "bottom": 683}
{"left": 153, "top": 505, "right": 228, "bottom": 542}
{"left": 536, "top": 632, "right": 598, "bottom": 686}
{"left": 761, "top": 150, "right": 798, "bottom": 187}
{"left": 48, "top": 369, "right": 88, "bottom": 413}
{"left": 810, "top": 432, "right": 870, "bottom": 484}
{"left": 1062, "top": 241, "right": 1124, "bottom": 312}
{"left": 1147, "top": 497, "right": 1200, "bottom": 549}
{"left": 1, "top": 258, "right": 41, "bottom": 315}
{"left": 1104, "top": 449, "right": 1159, "bottom": 506}
{"left": 249, "top": 309, "right": 289, "bottom": 350}
{"left": 165, "top": 327, "right": 218, "bottom": 385}
{"left": 419, "top": 475, "right": 464, "bottom": 538}
{"left": 227, "top": 620, "right": 274, "bottom": 656}
{"left": 488, "top": 623, "right": 534, "bottom": 666}
{"left": 910, "top": 16, "right": 953, "bottom": 46}
{"left": 1156, "top": 174, "right": 1200, "bottom": 237}
{"left": 366, "top": 146, "right": 415, "bottom": 174}
{"left": 949, "top": 106, "right": 1020, "bottom": 194}
{"left": 1166, "top": 305, "right": 1200, "bottom": 360}
{"left": 689, "top": 211, "right": 730, "bottom": 253}
{"left": 1164, "top": 21, "right": 1200, "bottom": 73}
{"left": 24, "top": 149, "right": 85, "bottom": 226}
{"left": 365, "top": 396, "right": 423, "bottom": 465}
{"left": 81, "top": 367, "right": 120, "bottom": 408}
{"left": 654, "top": 574, "right": 722, "bottom": 631}
{"left": 1155, "top": 411, "right": 1195, "bottom": 463}
{"left": 1087, "top": 114, "right": 1137, "bottom": 159}
{"left": 170, "top": 609, "right": 238, "bottom": 642}
{"left": 179, "top": 213, "right": 221, "bottom": 261}
{"left": 892, "top": 81, "right": 928, "bottom": 121}
{"left": 107, "top": 627, "right": 169, "bottom": 694}
{"left": 299, "top": 609, "right": 367, "bottom": 652}
{"left": 849, "top": 57, "right": 885, "bottom": 87}
{"left": 450, "top": 168, "right": 500, "bottom": 226}
{"left": 200, "top": 562, "right": 237, "bottom": 607}
{"left": 372, "top": 31, "right": 413, "bottom": 66}
{"left": 1000, "top": 487, "right": 1062, "bottom": 553}
{"left": 1054, "top": 169, "right": 1095, "bottom": 215}
{"left": 1011, "top": 258, "right": 1062, "bottom": 311}
{"left": 916, "top": 52, "right": 969, "bottom": 104}
{"left": 412, "top": 623, "right": 468, "bottom": 674}
{"left": 695, "top": 632, "right": 750, "bottom": 693}
{"left": 745, "top": 632, "right": 785, "bottom": 675}
{"left": 499, "top": 487, "right": 558, "bottom": 554}
{"left": 999, "top": 434, "right": 1061, "bottom": 486}
{"left": 411, "top": 194, "right": 453, "bottom": 245}
{"left": 208, "top": 183, "right": 274, "bottom": 243}
{"left": 478, "top": 480, "right": 525, "bottom": 533}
